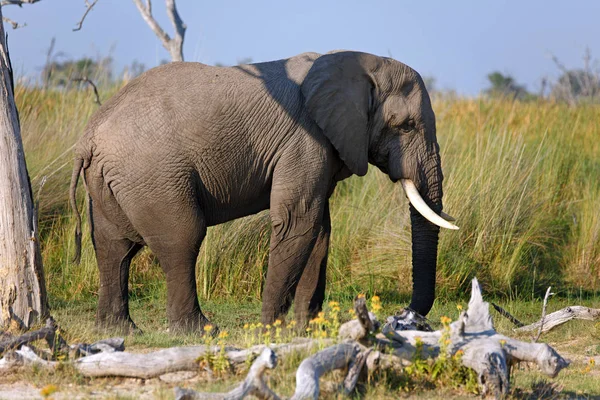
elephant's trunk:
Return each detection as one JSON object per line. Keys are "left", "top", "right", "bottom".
{"left": 406, "top": 153, "right": 444, "bottom": 316}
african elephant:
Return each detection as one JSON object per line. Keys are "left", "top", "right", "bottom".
{"left": 70, "top": 50, "right": 458, "bottom": 333}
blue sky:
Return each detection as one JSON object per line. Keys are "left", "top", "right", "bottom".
{"left": 5, "top": 0, "right": 600, "bottom": 95}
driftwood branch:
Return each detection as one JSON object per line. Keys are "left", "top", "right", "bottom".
{"left": 534, "top": 286, "right": 554, "bottom": 342}
{"left": 73, "top": 0, "right": 99, "bottom": 31}
{"left": 341, "top": 347, "right": 370, "bottom": 395}
{"left": 0, "top": 338, "right": 328, "bottom": 378}
{"left": 132, "top": 0, "right": 186, "bottom": 62}
{"left": 338, "top": 296, "right": 378, "bottom": 343}
{"left": 0, "top": 318, "right": 66, "bottom": 354}
{"left": 493, "top": 290, "right": 600, "bottom": 336}
{"left": 175, "top": 347, "right": 281, "bottom": 400}
{"left": 516, "top": 306, "right": 600, "bottom": 333}
{"left": 71, "top": 76, "right": 102, "bottom": 105}
{"left": 291, "top": 343, "right": 359, "bottom": 400}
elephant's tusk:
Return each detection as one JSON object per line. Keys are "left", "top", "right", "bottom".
{"left": 440, "top": 211, "right": 456, "bottom": 222}
{"left": 400, "top": 179, "right": 459, "bottom": 230}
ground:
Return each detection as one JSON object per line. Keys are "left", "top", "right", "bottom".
{"left": 1, "top": 296, "right": 599, "bottom": 399}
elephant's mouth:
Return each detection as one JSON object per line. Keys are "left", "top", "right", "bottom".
{"left": 400, "top": 179, "right": 459, "bottom": 230}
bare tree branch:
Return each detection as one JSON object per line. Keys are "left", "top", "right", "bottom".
{"left": 71, "top": 76, "right": 102, "bottom": 105}
{"left": 491, "top": 302, "right": 524, "bottom": 328}
{"left": 73, "top": 0, "right": 99, "bottom": 31}
{"left": 132, "top": 0, "right": 185, "bottom": 62}
{"left": 165, "top": 0, "right": 185, "bottom": 60}
{"left": 2, "top": 15, "right": 25, "bottom": 29}
{"left": 132, "top": 0, "right": 171, "bottom": 50}
{"left": 0, "top": 0, "right": 41, "bottom": 6}
{"left": 533, "top": 287, "right": 553, "bottom": 343}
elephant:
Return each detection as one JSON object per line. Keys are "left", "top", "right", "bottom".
{"left": 69, "top": 50, "right": 458, "bottom": 333}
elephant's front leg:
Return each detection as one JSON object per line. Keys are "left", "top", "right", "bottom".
{"left": 293, "top": 203, "right": 330, "bottom": 325}
{"left": 261, "top": 167, "right": 330, "bottom": 326}
{"left": 261, "top": 205, "right": 324, "bottom": 326}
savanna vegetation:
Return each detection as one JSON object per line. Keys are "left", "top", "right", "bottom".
{"left": 7, "top": 81, "right": 600, "bottom": 398}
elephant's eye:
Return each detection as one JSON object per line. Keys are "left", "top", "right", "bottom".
{"left": 399, "top": 119, "right": 415, "bottom": 133}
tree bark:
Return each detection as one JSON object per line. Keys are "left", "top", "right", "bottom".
{"left": 0, "top": 6, "right": 48, "bottom": 329}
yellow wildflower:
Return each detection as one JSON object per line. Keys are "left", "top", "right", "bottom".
{"left": 218, "top": 331, "right": 229, "bottom": 339}
{"left": 40, "top": 385, "right": 58, "bottom": 398}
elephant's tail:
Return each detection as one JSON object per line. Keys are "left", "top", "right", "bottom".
{"left": 70, "top": 155, "right": 85, "bottom": 264}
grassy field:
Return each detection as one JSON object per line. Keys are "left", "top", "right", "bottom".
{"left": 6, "top": 85, "right": 600, "bottom": 398}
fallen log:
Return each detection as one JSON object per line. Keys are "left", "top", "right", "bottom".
{"left": 0, "top": 338, "right": 328, "bottom": 379}
{"left": 515, "top": 306, "right": 600, "bottom": 333}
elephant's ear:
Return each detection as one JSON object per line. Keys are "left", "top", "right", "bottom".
{"left": 301, "top": 52, "right": 378, "bottom": 177}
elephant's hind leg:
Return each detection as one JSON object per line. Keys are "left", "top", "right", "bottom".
{"left": 132, "top": 201, "right": 210, "bottom": 333}
{"left": 91, "top": 200, "right": 143, "bottom": 333}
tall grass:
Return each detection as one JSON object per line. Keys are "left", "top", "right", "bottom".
{"left": 15, "top": 85, "right": 600, "bottom": 307}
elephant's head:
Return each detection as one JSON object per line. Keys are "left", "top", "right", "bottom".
{"left": 301, "top": 51, "right": 458, "bottom": 316}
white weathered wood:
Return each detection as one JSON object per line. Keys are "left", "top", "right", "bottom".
{"left": 0, "top": 5, "right": 47, "bottom": 329}
{"left": 338, "top": 296, "right": 378, "bottom": 342}
{"left": 341, "top": 348, "right": 370, "bottom": 395}
{"left": 380, "top": 279, "right": 569, "bottom": 396}
{"left": 291, "top": 343, "right": 359, "bottom": 400}
{"left": 515, "top": 306, "right": 600, "bottom": 333}
{"left": 365, "top": 349, "right": 409, "bottom": 373}
{"left": 0, "top": 345, "right": 54, "bottom": 370}
{"left": 534, "top": 286, "right": 554, "bottom": 342}
{"left": 0, "top": 339, "right": 327, "bottom": 378}
{"left": 174, "top": 347, "right": 281, "bottom": 400}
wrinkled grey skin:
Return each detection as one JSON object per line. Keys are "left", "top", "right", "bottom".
{"left": 70, "top": 51, "right": 444, "bottom": 333}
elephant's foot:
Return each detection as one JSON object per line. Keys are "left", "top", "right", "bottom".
{"left": 168, "top": 313, "right": 216, "bottom": 335}
{"left": 96, "top": 314, "right": 142, "bottom": 336}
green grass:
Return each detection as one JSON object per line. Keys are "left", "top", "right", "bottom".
{"left": 18, "top": 88, "right": 600, "bottom": 305}
{"left": 9, "top": 86, "right": 600, "bottom": 397}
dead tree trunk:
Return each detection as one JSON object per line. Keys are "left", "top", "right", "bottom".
{"left": 0, "top": 6, "right": 48, "bottom": 329}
